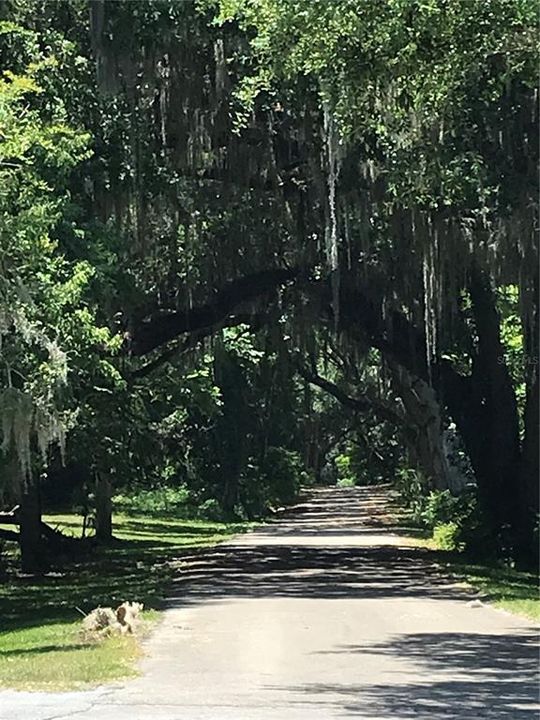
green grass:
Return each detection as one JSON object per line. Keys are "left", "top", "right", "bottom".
{"left": 392, "top": 499, "right": 539, "bottom": 622}
{"left": 446, "top": 559, "right": 539, "bottom": 622}
{"left": 0, "top": 512, "right": 248, "bottom": 690}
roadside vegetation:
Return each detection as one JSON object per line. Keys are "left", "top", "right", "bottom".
{"left": 447, "top": 560, "right": 539, "bottom": 622}
{"left": 0, "top": 507, "right": 247, "bottom": 690}
{"left": 392, "top": 472, "right": 539, "bottom": 622}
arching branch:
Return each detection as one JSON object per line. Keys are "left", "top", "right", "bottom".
{"left": 130, "top": 267, "right": 298, "bottom": 356}
{"left": 131, "top": 313, "right": 270, "bottom": 378}
{"left": 296, "top": 363, "right": 404, "bottom": 427}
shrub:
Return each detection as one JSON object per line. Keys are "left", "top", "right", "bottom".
{"left": 337, "top": 477, "right": 356, "bottom": 488}
{"left": 196, "top": 498, "right": 224, "bottom": 521}
{"left": 433, "top": 521, "right": 465, "bottom": 552}
{"left": 238, "top": 463, "right": 268, "bottom": 518}
{"left": 394, "top": 467, "right": 428, "bottom": 520}
{"left": 421, "top": 490, "right": 462, "bottom": 529}
{"left": 395, "top": 467, "right": 483, "bottom": 553}
{"left": 263, "top": 447, "right": 303, "bottom": 506}
{"left": 334, "top": 453, "right": 356, "bottom": 486}
{"left": 113, "top": 485, "right": 191, "bottom": 516}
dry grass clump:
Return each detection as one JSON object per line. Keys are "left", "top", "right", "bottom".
{"left": 81, "top": 601, "right": 144, "bottom": 640}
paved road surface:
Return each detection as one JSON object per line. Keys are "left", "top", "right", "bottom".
{"left": 1, "top": 486, "right": 538, "bottom": 719}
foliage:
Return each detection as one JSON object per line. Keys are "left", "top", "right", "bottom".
{"left": 395, "top": 468, "right": 484, "bottom": 554}
{"left": 196, "top": 498, "right": 225, "bottom": 522}
{"left": 336, "top": 477, "right": 356, "bottom": 489}
{"left": 0, "top": 0, "right": 537, "bottom": 572}
{"left": 113, "top": 486, "right": 192, "bottom": 517}
{"left": 433, "top": 521, "right": 464, "bottom": 552}
{"left": 394, "top": 468, "right": 427, "bottom": 517}
{"left": 497, "top": 284, "right": 529, "bottom": 418}
{"left": 0, "top": 20, "right": 118, "bottom": 479}
{"left": 420, "top": 490, "right": 467, "bottom": 529}
{"left": 261, "top": 446, "right": 305, "bottom": 506}
{"left": 334, "top": 453, "right": 355, "bottom": 486}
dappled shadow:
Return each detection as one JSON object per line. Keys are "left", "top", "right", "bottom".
{"left": 165, "top": 486, "right": 539, "bottom": 717}
{"left": 269, "top": 485, "right": 403, "bottom": 534}
{"left": 114, "top": 519, "right": 234, "bottom": 537}
{"left": 170, "top": 543, "right": 458, "bottom": 603}
{"left": 271, "top": 631, "right": 539, "bottom": 718}
{"left": 168, "top": 486, "right": 459, "bottom": 604}
{"left": 0, "top": 517, "right": 225, "bottom": 635}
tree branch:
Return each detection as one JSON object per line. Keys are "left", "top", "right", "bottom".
{"left": 296, "top": 363, "right": 403, "bottom": 426}
{"left": 131, "top": 313, "right": 271, "bottom": 379}
{"left": 130, "top": 268, "right": 298, "bottom": 356}
{"left": 0, "top": 505, "right": 20, "bottom": 524}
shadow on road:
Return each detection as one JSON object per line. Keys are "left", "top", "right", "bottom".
{"left": 170, "top": 543, "right": 458, "bottom": 602}
{"left": 277, "top": 631, "right": 539, "bottom": 718}
{"left": 169, "top": 486, "right": 456, "bottom": 604}
{"left": 167, "top": 485, "right": 539, "bottom": 718}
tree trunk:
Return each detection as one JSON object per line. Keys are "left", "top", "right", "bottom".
{"left": 391, "top": 366, "right": 452, "bottom": 492}
{"left": 439, "top": 268, "right": 521, "bottom": 551}
{"left": 94, "top": 473, "right": 113, "bottom": 543}
{"left": 325, "top": 274, "right": 529, "bottom": 556}
{"left": 515, "top": 360, "right": 539, "bottom": 567}
{"left": 221, "top": 474, "right": 239, "bottom": 517}
{"left": 19, "top": 478, "right": 46, "bottom": 573}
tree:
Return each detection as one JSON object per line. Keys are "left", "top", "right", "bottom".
{"left": 0, "top": 1, "right": 537, "bottom": 568}
{"left": 0, "top": 20, "right": 118, "bottom": 567}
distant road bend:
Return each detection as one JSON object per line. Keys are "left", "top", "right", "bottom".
{"left": 1, "top": 485, "right": 538, "bottom": 719}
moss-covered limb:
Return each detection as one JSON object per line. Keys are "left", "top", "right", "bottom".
{"left": 130, "top": 268, "right": 299, "bottom": 356}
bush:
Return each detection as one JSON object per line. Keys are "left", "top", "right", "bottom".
{"left": 238, "top": 463, "right": 268, "bottom": 518}
{"left": 263, "top": 447, "right": 303, "bottom": 506}
{"left": 395, "top": 467, "right": 483, "bottom": 554}
{"left": 433, "top": 522, "right": 465, "bottom": 552}
{"left": 335, "top": 452, "right": 361, "bottom": 486}
{"left": 420, "top": 490, "right": 463, "bottom": 529}
{"left": 337, "top": 477, "right": 356, "bottom": 488}
{"left": 113, "top": 485, "right": 192, "bottom": 516}
{"left": 394, "top": 468, "right": 428, "bottom": 520}
{"left": 237, "top": 447, "right": 304, "bottom": 519}
{"left": 196, "top": 498, "right": 224, "bottom": 522}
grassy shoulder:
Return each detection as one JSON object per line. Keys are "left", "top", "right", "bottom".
{"left": 443, "top": 558, "right": 539, "bottom": 622}
{"left": 391, "top": 492, "right": 539, "bottom": 623}
{"left": 400, "top": 533, "right": 539, "bottom": 622}
{"left": 395, "top": 524, "right": 539, "bottom": 621}
{"left": 0, "top": 512, "right": 248, "bottom": 691}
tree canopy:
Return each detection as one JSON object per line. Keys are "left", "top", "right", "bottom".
{"left": 0, "top": 0, "right": 537, "bottom": 571}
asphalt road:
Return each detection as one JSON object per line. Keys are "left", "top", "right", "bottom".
{"left": 1, "top": 486, "right": 538, "bottom": 719}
